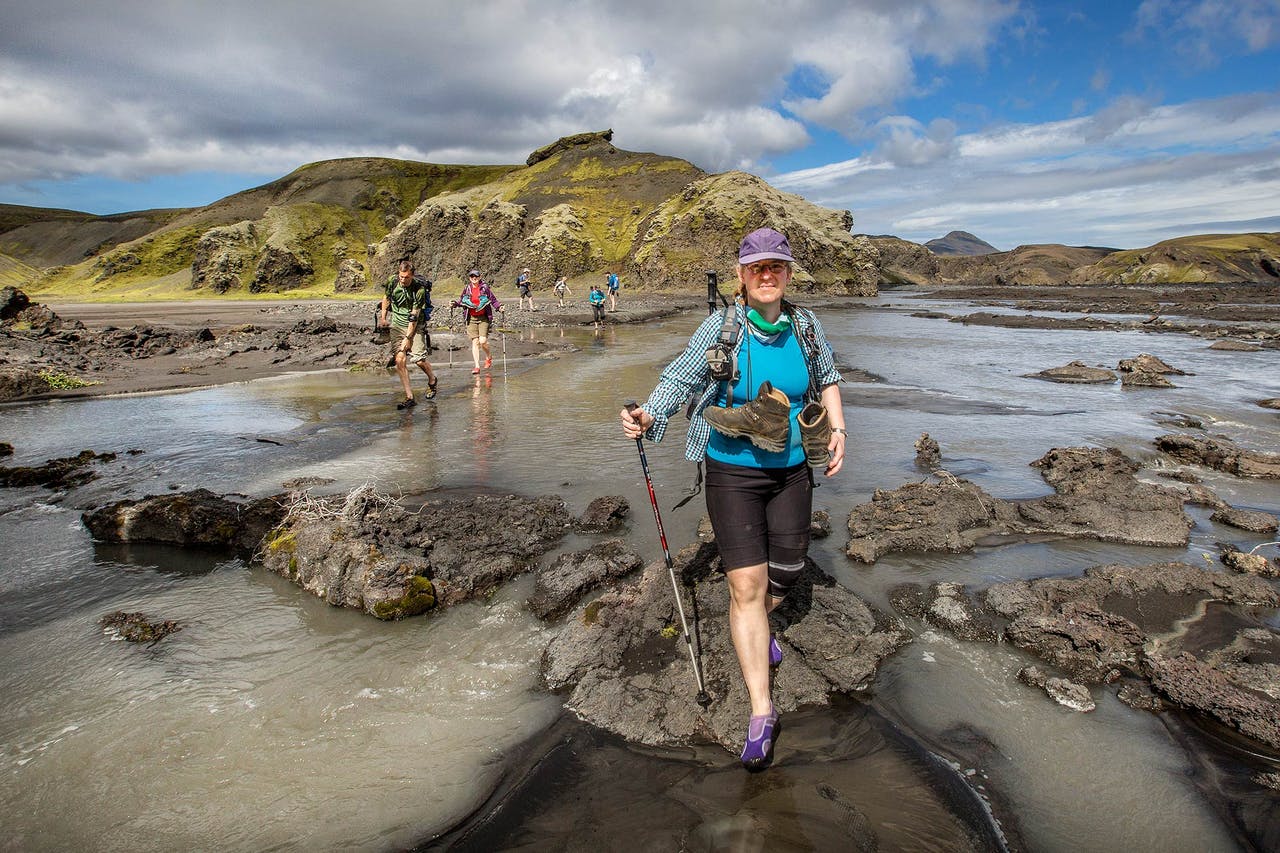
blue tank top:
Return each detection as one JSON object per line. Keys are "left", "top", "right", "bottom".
{"left": 706, "top": 325, "right": 808, "bottom": 468}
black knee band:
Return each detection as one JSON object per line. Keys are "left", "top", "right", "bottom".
{"left": 767, "top": 560, "right": 804, "bottom": 599}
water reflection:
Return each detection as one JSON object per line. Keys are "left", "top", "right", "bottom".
{"left": 469, "top": 374, "right": 497, "bottom": 485}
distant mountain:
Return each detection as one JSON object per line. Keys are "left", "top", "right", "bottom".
{"left": 936, "top": 244, "right": 1118, "bottom": 286}
{"left": 5, "top": 134, "right": 1279, "bottom": 298}
{"left": 372, "top": 131, "right": 877, "bottom": 295}
{"left": 18, "top": 158, "right": 516, "bottom": 298}
{"left": 0, "top": 204, "right": 187, "bottom": 269}
{"left": 1067, "top": 233, "right": 1280, "bottom": 284}
{"left": 11, "top": 131, "right": 881, "bottom": 299}
{"left": 924, "top": 230, "right": 999, "bottom": 256}
{"left": 867, "top": 233, "right": 1280, "bottom": 287}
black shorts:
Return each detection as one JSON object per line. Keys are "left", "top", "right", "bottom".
{"left": 704, "top": 458, "right": 811, "bottom": 571}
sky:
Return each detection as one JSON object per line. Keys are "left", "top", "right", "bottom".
{"left": 1, "top": 0, "right": 1277, "bottom": 251}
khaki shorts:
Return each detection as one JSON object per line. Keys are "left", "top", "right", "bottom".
{"left": 391, "top": 324, "right": 429, "bottom": 363}
{"left": 466, "top": 317, "right": 491, "bottom": 340}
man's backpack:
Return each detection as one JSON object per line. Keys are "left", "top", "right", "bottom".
{"left": 411, "top": 276, "right": 433, "bottom": 324}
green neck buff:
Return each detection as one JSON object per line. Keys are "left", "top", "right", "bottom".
{"left": 746, "top": 308, "right": 791, "bottom": 334}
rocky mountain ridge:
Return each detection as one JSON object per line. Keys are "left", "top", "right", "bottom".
{"left": 8, "top": 132, "right": 879, "bottom": 299}
{"left": 4, "top": 132, "right": 1279, "bottom": 296}
{"left": 873, "top": 233, "right": 1280, "bottom": 288}
{"left": 371, "top": 134, "right": 878, "bottom": 296}
{"left": 14, "top": 158, "right": 516, "bottom": 299}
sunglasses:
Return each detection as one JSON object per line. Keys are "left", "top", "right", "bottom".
{"left": 745, "top": 262, "right": 790, "bottom": 276}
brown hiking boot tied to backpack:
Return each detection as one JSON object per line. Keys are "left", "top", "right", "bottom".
{"left": 703, "top": 381, "right": 791, "bottom": 452}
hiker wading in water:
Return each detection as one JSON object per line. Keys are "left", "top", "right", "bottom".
{"left": 588, "top": 284, "right": 606, "bottom": 326}
{"left": 517, "top": 267, "right": 535, "bottom": 311}
{"left": 619, "top": 227, "right": 846, "bottom": 771}
{"left": 379, "top": 260, "right": 437, "bottom": 409}
{"left": 453, "top": 270, "right": 503, "bottom": 374}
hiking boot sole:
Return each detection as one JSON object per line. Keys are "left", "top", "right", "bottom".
{"left": 797, "top": 402, "right": 831, "bottom": 468}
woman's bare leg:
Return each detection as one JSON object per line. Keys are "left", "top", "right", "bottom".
{"left": 726, "top": 563, "right": 772, "bottom": 717}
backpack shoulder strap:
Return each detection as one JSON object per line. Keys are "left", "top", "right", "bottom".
{"left": 717, "top": 299, "right": 740, "bottom": 347}
{"left": 783, "top": 300, "right": 823, "bottom": 402}
{"left": 709, "top": 299, "right": 742, "bottom": 408}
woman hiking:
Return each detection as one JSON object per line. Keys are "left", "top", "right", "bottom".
{"left": 618, "top": 227, "right": 846, "bottom": 771}
{"left": 452, "top": 270, "right": 503, "bottom": 374}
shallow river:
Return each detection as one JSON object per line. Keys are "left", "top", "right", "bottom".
{"left": 1, "top": 298, "right": 1277, "bottom": 851}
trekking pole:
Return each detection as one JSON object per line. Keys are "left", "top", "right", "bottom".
{"left": 448, "top": 305, "right": 457, "bottom": 369}
{"left": 624, "top": 402, "right": 712, "bottom": 708}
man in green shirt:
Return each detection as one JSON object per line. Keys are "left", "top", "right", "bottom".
{"left": 379, "top": 260, "right": 438, "bottom": 409}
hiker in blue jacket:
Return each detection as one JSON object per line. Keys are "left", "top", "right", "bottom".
{"left": 619, "top": 228, "right": 846, "bottom": 771}
{"left": 517, "top": 268, "right": 535, "bottom": 311}
{"left": 588, "top": 284, "right": 606, "bottom": 326}
{"left": 606, "top": 271, "right": 621, "bottom": 311}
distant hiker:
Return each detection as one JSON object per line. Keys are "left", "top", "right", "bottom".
{"left": 606, "top": 271, "right": 621, "bottom": 311}
{"left": 517, "top": 268, "right": 535, "bottom": 311}
{"left": 619, "top": 227, "right": 846, "bottom": 771}
{"left": 379, "top": 260, "right": 437, "bottom": 409}
{"left": 453, "top": 270, "right": 503, "bottom": 374}
{"left": 588, "top": 284, "right": 606, "bottom": 326}
{"left": 553, "top": 275, "right": 571, "bottom": 307}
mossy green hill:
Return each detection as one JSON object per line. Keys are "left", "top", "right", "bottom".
{"left": 1066, "top": 232, "right": 1280, "bottom": 284}
{"left": 23, "top": 158, "right": 516, "bottom": 300}
{"left": 0, "top": 203, "right": 100, "bottom": 234}
{"left": 5, "top": 132, "right": 1278, "bottom": 300}
{"left": 371, "top": 132, "right": 877, "bottom": 294}
{"left": 0, "top": 205, "right": 188, "bottom": 273}
{"left": 6, "top": 132, "right": 879, "bottom": 300}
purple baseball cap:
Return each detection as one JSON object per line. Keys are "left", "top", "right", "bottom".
{"left": 738, "top": 228, "right": 794, "bottom": 265}
{"left": 468, "top": 269, "right": 481, "bottom": 277}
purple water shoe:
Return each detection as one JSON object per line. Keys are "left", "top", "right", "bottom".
{"left": 740, "top": 706, "right": 778, "bottom": 771}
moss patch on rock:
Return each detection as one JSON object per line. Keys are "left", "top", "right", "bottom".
{"left": 266, "top": 529, "right": 297, "bottom": 553}
{"left": 372, "top": 575, "right": 436, "bottom": 620}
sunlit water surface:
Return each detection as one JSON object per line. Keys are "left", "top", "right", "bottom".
{"left": 1, "top": 303, "right": 1276, "bottom": 851}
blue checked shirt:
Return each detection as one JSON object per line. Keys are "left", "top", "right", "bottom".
{"left": 641, "top": 302, "right": 843, "bottom": 461}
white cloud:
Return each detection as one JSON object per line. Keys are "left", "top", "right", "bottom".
{"left": 0, "top": 0, "right": 1019, "bottom": 189}
{"left": 776, "top": 92, "right": 1280, "bottom": 248}
{"left": 1133, "top": 0, "right": 1280, "bottom": 62}
{"left": 4, "top": 0, "right": 1274, "bottom": 252}
{"left": 874, "top": 116, "right": 958, "bottom": 166}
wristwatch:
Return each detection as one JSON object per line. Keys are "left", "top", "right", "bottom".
{"left": 832, "top": 427, "right": 848, "bottom": 436}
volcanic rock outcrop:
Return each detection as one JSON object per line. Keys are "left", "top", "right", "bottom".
{"left": 258, "top": 486, "right": 574, "bottom": 619}
{"left": 83, "top": 489, "right": 286, "bottom": 552}
{"left": 891, "top": 562, "right": 1280, "bottom": 751}
{"left": 542, "top": 541, "right": 911, "bottom": 751}
{"left": 846, "top": 446, "right": 1193, "bottom": 563}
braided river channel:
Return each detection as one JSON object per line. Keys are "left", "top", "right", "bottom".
{"left": 2, "top": 293, "right": 1277, "bottom": 851}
